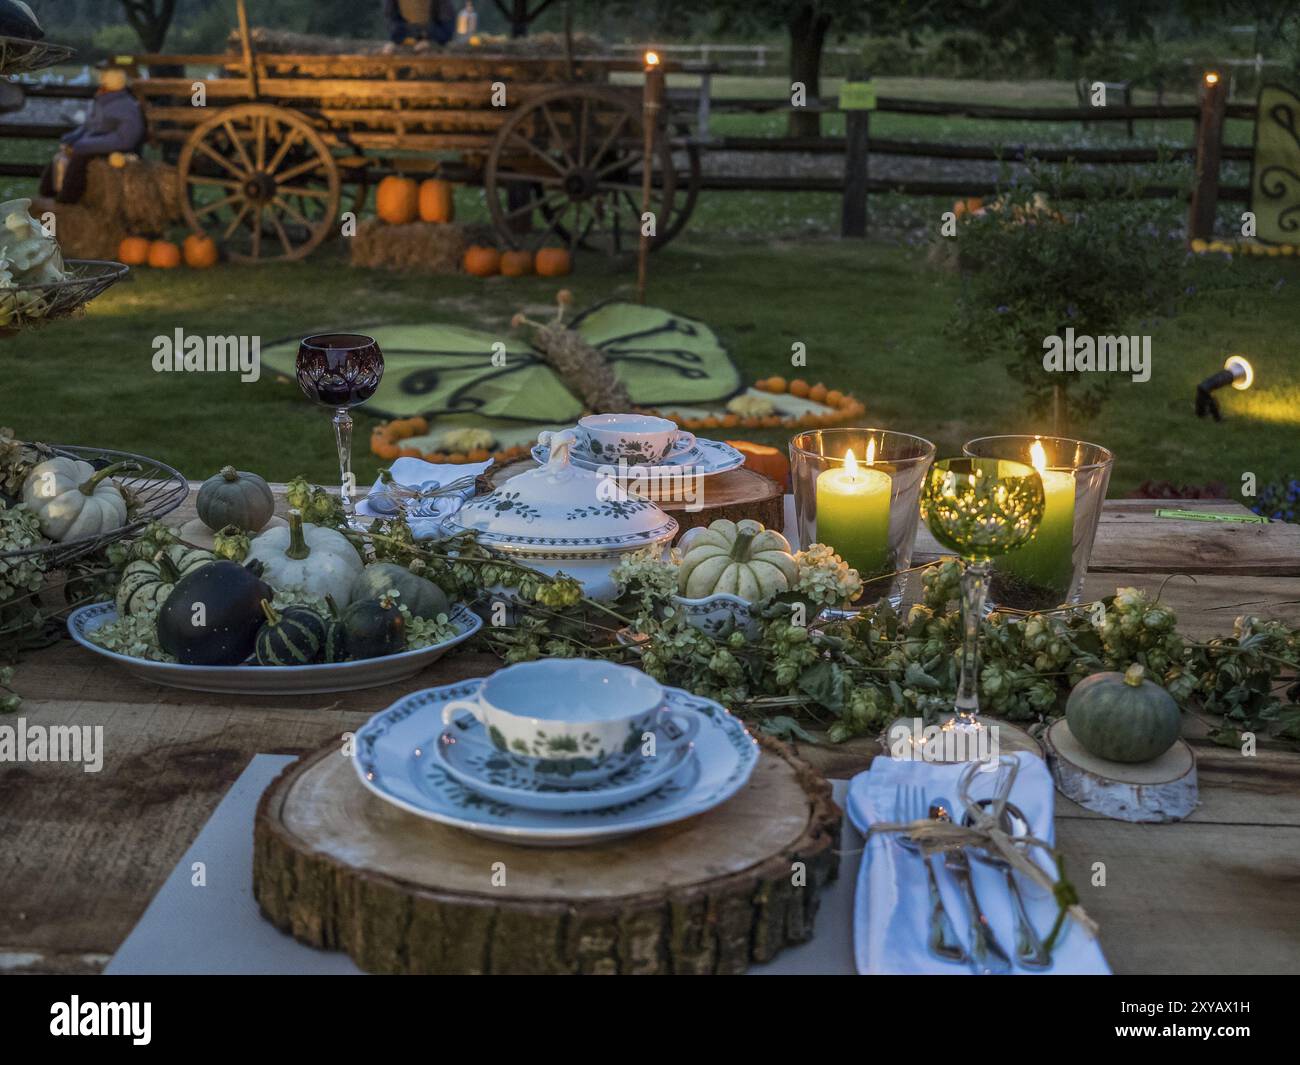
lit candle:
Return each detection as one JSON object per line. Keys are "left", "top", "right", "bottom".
{"left": 1000, "top": 440, "right": 1075, "bottom": 597}
{"left": 815, "top": 442, "right": 892, "bottom": 579}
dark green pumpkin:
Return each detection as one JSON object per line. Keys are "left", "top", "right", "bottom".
{"left": 339, "top": 595, "right": 407, "bottom": 660}
{"left": 350, "top": 562, "right": 450, "bottom": 619}
{"left": 196, "top": 466, "right": 275, "bottom": 533}
{"left": 157, "top": 560, "right": 272, "bottom": 665}
{"left": 254, "top": 600, "right": 328, "bottom": 666}
{"left": 320, "top": 617, "right": 347, "bottom": 663}
{"left": 1066, "top": 663, "right": 1181, "bottom": 763}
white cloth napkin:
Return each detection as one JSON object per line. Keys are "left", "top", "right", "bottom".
{"left": 356, "top": 456, "right": 494, "bottom": 539}
{"left": 846, "top": 752, "right": 1111, "bottom": 975}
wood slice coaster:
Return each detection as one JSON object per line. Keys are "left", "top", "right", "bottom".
{"left": 1044, "top": 719, "right": 1198, "bottom": 823}
{"left": 493, "top": 459, "right": 784, "bottom": 540}
{"left": 254, "top": 733, "right": 841, "bottom": 974}
{"left": 177, "top": 515, "right": 286, "bottom": 551}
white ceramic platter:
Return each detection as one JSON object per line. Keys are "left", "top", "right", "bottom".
{"left": 66, "top": 601, "right": 482, "bottom": 695}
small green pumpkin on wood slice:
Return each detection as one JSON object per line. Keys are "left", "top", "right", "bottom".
{"left": 1065, "top": 662, "right": 1181, "bottom": 764}
{"left": 254, "top": 599, "right": 328, "bottom": 666}
{"left": 115, "top": 544, "right": 215, "bottom": 616}
{"left": 196, "top": 466, "right": 275, "bottom": 533}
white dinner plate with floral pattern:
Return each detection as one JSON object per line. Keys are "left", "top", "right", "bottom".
{"left": 354, "top": 681, "right": 759, "bottom": 845}
{"left": 531, "top": 436, "right": 745, "bottom": 479}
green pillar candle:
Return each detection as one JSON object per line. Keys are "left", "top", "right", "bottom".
{"left": 999, "top": 454, "right": 1075, "bottom": 596}
{"left": 815, "top": 448, "right": 892, "bottom": 578}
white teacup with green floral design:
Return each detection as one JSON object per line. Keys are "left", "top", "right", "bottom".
{"left": 578, "top": 413, "right": 695, "bottom": 466}
{"left": 441, "top": 659, "right": 695, "bottom": 780}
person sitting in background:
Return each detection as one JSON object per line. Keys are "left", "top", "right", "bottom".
{"left": 38, "top": 67, "right": 144, "bottom": 204}
{"left": 383, "top": 0, "right": 456, "bottom": 50}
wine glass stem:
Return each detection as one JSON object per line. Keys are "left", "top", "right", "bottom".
{"left": 332, "top": 407, "right": 354, "bottom": 517}
{"left": 954, "top": 560, "right": 990, "bottom": 723}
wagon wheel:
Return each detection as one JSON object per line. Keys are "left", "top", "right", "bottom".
{"left": 177, "top": 104, "right": 341, "bottom": 263}
{"left": 485, "top": 85, "right": 677, "bottom": 256}
{"left": 661, "top": 121, "right": 701, "bottom": 245}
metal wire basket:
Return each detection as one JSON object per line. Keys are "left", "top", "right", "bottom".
{"left": 0, "top": 444, "right": 188, "bottom": 569}
{"left": 0, "top": 36, "right": 74, "bottom": 77}
{"left": 0, "top": 260, "right": 129, "bottom": 333}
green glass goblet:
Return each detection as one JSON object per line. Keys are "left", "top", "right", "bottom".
{"left": 920, "top": 458, "right": 1045, "bottom": 739}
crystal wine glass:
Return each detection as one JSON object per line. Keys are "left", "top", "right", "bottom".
{"left": 920, "top": 457, "right": 1045, "bottom": 737}
{"left": 295, "top": 333, "right": 384, "bottom": 521}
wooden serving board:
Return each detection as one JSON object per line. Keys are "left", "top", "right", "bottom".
{"left": 493, "top": 460, "right": 784, "bottom": 540}
{"left": 253, "top": 734, "right": 840, "bottom": 975}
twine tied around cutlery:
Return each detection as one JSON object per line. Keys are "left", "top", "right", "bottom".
{"left": 867, "top": 757, "right": 1097, "bottom": 950}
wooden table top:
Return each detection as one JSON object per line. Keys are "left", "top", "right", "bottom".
{"left": 3, "top": 488, "right": 1298, "bottom": 974}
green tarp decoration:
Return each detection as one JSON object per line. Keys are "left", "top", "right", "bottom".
{"left": 260, "top": 300, "right": 743, "bottom": 423}
{"left": 1251, "top": 84, "right": 1300, "bottom": 245}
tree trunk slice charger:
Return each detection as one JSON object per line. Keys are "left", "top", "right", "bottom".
{"left": 253, "top": 734, "right": 840, "bottom": 974}
{"left": 1044, "top": 718, "right": 1198, "bottom": 823}
{"left": 494, "top": 460, "right": 784, "bottom": 540}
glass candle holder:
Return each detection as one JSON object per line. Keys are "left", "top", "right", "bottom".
{"left": 962, "top": 435, "right": 1114, "bottom": 611}
{"left": 790, "top": 428, "right": 936, "bottom": 608}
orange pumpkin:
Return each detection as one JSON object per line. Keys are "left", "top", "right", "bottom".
{"left": 376, "top": 175, "right": 419, "bottom": 224}
{"left": 182, "top": 233, "right": 219, "bottom": 268}
{"left": 463, "top": 245, "right": 501, "bottom": 277}
{"left": 418, "top": 179, "right": 455, "bottom": 224}
{"left": 534, "top": 247, "right": 571, "bottom": 277}
{"left": 726, "top": 440, "right": 791, "bottom": 488}
{"left": 147, "top": 240, "right": 182, "bottom": 269}
{"left": 117, "top": 236, "right": 150, "bottom": 266}
{"left": 500, "top": 249, "right": 533, "bottom": 277}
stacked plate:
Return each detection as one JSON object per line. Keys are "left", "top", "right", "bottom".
{"left": 531, "top": 418, "right": 745, "bottom": 479}
{"left": 353, "top": 660, "right": 759, "bottom": 846}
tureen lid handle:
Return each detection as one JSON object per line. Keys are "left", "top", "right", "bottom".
{"left": 538, "top": 428, "right": 578, "bottom": 468}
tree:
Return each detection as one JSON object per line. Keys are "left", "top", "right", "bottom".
{"left": 119, "top": 0, "right": 178, "bottom": 52}
{"left": 492, "top": 0, "right": 561, "bottom": 37}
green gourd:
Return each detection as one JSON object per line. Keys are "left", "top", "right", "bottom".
{"left": 676, "top": 518, "right": 799, "bottom": 602}
{"left": 1065, "top": 663, "right": 1181, "bottom": 764}
{"left": 254, "top": 600, "right": 328, "bottom": 666}
{"left": 339, "top": 594, "right": 407, "bottom": 660}
{"left": 196, "top": 466, "right": 275, "bottom": 533}
{"left": 115, "top": 544, "right": 215, "bottom": 616}
{"left": 350, "top": 561, "right": 449, "bottom": 619}
{"left": 156, "top": 560, "right": 272, "bottom": 665}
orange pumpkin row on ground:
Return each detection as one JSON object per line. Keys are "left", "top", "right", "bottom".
{"left": 370, "top": 416, "right": 531, "bottom": 464}
{"left": 118, "top": 234, "right": 218, "bottom": 269}
{"left": 461, "top": 246, "right": 572, "bottom": 278}
{"left": 376, "top": 176, "right": 456, "bottom": 225}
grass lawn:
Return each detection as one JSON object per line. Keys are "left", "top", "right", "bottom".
{"left": 4, "top": 235, "right": 1296, "bottom": 501}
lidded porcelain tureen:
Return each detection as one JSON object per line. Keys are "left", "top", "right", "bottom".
{"left": 445, "top": 430, "right": 678, "bottom": 599}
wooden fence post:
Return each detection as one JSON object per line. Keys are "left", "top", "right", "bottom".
{"left": 1188, "top": 71, "right": 1227, "bottom": 242}
{"left": 841, "top": 109, "right": 869, "bottom": 238}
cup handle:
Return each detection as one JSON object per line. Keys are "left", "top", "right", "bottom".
{"left": 442, "top": 698, "right": 481, "bottom": 728}
{"left": 674, "top": 431, "right": 696, "bottom": 454}
{"left": 659, "top": 708, "right": 700, "bottom": 749}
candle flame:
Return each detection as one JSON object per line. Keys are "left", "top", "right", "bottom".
{"left": 866, "top": 438, "right": 876, "bottom": 466}
{"left": 1030, "top": 439, "right": 1048, "bottom": 474}
{"left": 1204, "top": 71, "right": 1220, "bottom": 85}
{"left": 645, "top": 50, "right": 660, "bottom": 67}
{"left": 844, "top": 448, "right": 858, "bottom": 479}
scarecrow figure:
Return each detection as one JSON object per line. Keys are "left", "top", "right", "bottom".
{"left": 383, "top": 0, "right": 457, "bottom": 49}
{"left": 39, "top": 67, "right": 144, "bottom": 204}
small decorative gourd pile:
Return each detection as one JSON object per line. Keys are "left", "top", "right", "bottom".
{"left": 128, "top": 507, "right": 453, "bottom": 667}
{"left": 677, "top": 519, "right": 799, "bottom": 602}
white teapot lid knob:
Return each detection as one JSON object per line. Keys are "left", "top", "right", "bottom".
{"left": 538, "top": 428, "right": 578, "bottom": 468}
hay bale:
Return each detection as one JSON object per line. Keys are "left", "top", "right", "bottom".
{"left": 33, "top": 157, "right": 184, "bottom": 259}
{"left": 350, "top": 218, "right": 487, "bottom": 273}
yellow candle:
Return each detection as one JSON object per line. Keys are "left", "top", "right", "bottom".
{"left": 1000, "top": 441, "right": 1075, "bottom": 596}
{"left": 815, "top": 445, "right": 892, "bottom": 579}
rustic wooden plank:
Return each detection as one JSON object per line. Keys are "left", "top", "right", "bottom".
{"left": 144, "top": 106, "right": 509, "bottom": 132}
{"left": 135, "top": 78, "right": 565, "bottom": 104}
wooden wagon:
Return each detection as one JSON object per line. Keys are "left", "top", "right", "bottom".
{"left": 124, "top": 17, "right": 701, "bottom": 263}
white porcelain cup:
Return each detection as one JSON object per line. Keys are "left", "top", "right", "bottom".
{"left": 442, "top": 659, "right": 696, "bottom": 777}
{"left": 577, "top": 413, "right": 694, "bottom": 466}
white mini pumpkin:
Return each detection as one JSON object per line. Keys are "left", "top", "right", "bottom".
{"left": 677, "top": 518, "right": 798, "bottom": 602}
{"left": 21, "top": 456, "right": 131, "bottom": 542}
{"left": 245, "top": 508, "right": 363, "bottom": 606}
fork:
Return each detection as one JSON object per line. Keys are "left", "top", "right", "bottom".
{"left": 891, "top": 783, "right": 966, "bottom": 965}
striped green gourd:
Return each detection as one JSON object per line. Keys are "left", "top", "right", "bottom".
{"left": 115, "top": 545, "right": 214, "bottom": 616}
{"left": 254, "top": 600, "right": 328, "bottom": 666}
{"left": 1065, "top": 663, "right": 1181, "bottom": 763}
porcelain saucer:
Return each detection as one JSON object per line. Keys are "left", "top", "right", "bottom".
{"left": 532, "top": 436, "right": 744, "bottom": 478}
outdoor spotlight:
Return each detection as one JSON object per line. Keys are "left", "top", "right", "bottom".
{"left": 1195, "top": 354, "right": 1253, "bottom": 421}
